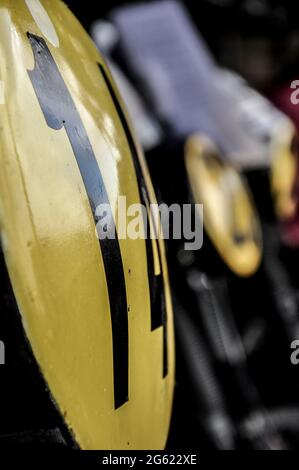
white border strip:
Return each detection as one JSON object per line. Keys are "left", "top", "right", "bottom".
{"left": 25, "top": 0, "right": 59, "bottom": 48}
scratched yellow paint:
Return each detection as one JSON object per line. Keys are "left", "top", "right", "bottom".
{"left": 0, "top": 0, "right": 174, "bottom": 449}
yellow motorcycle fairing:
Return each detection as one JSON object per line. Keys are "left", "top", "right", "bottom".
{"left": 0, "top": 0, "right": 174, "bottom": 450}
{"left": 185, "top": 135, "right": 262, "bottom": 277}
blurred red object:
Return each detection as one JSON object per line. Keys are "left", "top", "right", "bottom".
{"left": 269, "top": 80, "right": 299, "bottom": 246}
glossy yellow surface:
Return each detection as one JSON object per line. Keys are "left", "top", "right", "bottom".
{"left": 0, "top": 0, "right": 174, "bottom": 449}
{"left": 271, "top": 122, "right": 297, "bottom": 220}
{"left": 185, "top": 135, "right": 262, "bottom": 277}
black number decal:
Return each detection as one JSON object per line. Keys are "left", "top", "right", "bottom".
{"left": 27, "top": 32, "right": 169, "bottom": 413}
{"left": 99, "top": 65, "right": 168, "bottom": 377}
{"left": 27, "top": 34, "right": 128, "bottom": 409}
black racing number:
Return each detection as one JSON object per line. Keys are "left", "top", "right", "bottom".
{"left": 27, "top": 33, "right": 169, "bottom": 412}
{"left": 27, "top": 33, "right": 128, "bottom": 409}
{"left": 99, "top": 64, "right": 168, "bottom": 378}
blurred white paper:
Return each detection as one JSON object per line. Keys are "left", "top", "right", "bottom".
{"left": 112, "top": 0, "right": 292, "bottom": 169}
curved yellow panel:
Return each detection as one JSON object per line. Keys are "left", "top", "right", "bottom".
{"left": 270, "top": 122, "right": 298, "bottom": 220}
{"left": 185, "top": 135, "right": 262, "bottom": 277}
{"left": 0, "top": 0, "right": 174, "bottom": 449}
